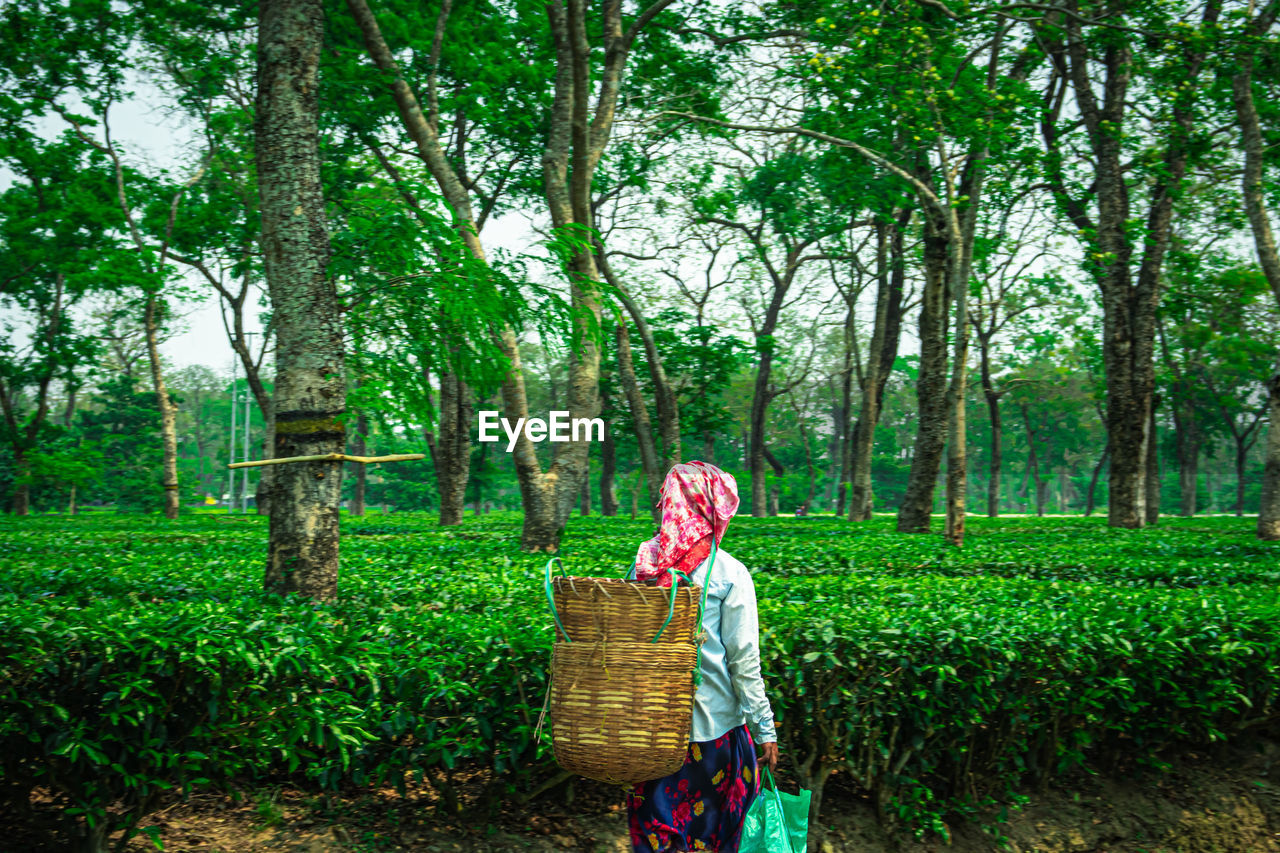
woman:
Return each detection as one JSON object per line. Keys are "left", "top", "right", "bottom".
{"left": 628, "top": 461, "right": 779, "bottom": 853}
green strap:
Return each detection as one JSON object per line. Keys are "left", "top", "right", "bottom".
{"left": 650, "top": 569, "right": 687, "bottom": 643}
{"left": 689, "top": 538, "right": 716, "bottom": 685}
{"left": 544, "top": 556, "right": 571, "bottom": 643}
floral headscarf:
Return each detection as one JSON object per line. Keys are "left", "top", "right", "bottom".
{"left": 634, "top": 461, "right": 740, "bottom": 587}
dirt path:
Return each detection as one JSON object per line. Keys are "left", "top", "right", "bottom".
{"left": 8, "top": 736, "right": 1280, "bottom": 852}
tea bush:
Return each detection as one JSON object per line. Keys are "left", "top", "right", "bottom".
{"left": 1, "top": 512, "right": 1277, "bottom": 845}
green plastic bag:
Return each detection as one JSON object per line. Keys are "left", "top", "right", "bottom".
{"left": 739, "top": 767, "right": 811, "bottom": 853}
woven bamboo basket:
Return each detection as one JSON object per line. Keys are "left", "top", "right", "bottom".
{"left": 543, "top": 546, "right": 713, "bottom": 786}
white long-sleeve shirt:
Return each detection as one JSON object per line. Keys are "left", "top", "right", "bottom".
{"left": 685, "top": 547, "right": 778, "bottom": 744}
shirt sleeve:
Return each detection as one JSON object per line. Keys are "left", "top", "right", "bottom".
{"left": 719, "top": 565, "right": 777, "bottom": 743}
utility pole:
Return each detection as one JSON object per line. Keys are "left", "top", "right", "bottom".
{"left": 242, "top": 332, "right": 256, "bottom": 514}
{"left": 226, "top": 357, "right": 238, "bottom": 512}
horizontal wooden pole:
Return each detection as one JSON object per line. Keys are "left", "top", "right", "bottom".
{"left": 228, "top": 453, "right": 426, "bottom": 469}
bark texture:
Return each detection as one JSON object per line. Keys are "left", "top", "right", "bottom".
{"left": 1021, "top": 404, "right": 1046, "bottom": 516}
{"left": 1173, "top": 400, "right": 1201, "bottom": 518}
{"left": 1231, "top": 2, "right": 1280, "bottom": 539}
{"left": 257, "top": 0, "right": 344, "bottom": 600}
{"left": 849, "top": 212, "right": 907, "bottom": 522}
{"left": 598, "top": 254, "right": 681, "bottom": 471}
{"left": 944, "top": 154, "right": 986, "bottom": 546}
{"left": 616, "top": 320, "right": 662, "bottom": 522}
{"left": 834, "top": 308, "right": 854, "bottom": 518}
{"left": 1041, "top": 1, "right": 1221, "bottom": 528}
{"left": 599, "top": 378, "right": 619, "bottom": 516}
{"left": 436, "top": 369, "right": 472, "bottom": 525}
{"left": 1145, "top": 395, "right": 1160, "bottom": 525}
{"left": 144, "top": 295, "right": 180, "bottom": 519}
{"left": 896, "top": 214, "right": 950, "bottom": 532}
{"left": 979, "top": 339, "right": 1004, "bottom": 517}
{"left": 1262, "top": 376, "right": 1280, "bottom": 539}
{"left": 350, "top": 411, "right": 368, "bottom": 517}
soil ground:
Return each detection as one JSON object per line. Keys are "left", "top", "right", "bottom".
{"left": 7, "top": 735, "right": 1280, "bottom": 853}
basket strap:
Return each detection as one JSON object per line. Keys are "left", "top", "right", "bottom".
{"left": 544, "top": 556, "right": 572, "bottom": 643}
{"left": 690, "top": 537, "right": 717, "bottom": 685}
{"left": 649, "top": 568, "right": 685, "bottom": 643}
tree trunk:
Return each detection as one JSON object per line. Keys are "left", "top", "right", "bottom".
{"left": 749, "top": 368, "right": 774, "bottom": 519}
{"left": 763, "top": 445, "right": 784, "bottom": 517}
{"left": 1167, "top": 372, "right": 1198, "bottom": 518}
{"left": 980, "top": 337, "right": 1003, "bottom": 517}
{"left": 797, "top": 423, "right": 817, "bottom": 514}
{"left": 748, "top": 281, "right": 791, "bottom": 518}
{"left": 144, "top": 294, "right": 181, "bottom": 520}
{"left": 257, "top": 0, "right": 344, "bottom": 600}
{"left": 1260, "top": 374, "right": 1280, "bottom": 539}
{"left": 834, "top": 300, "right": 855, "bottom": 518}
{"left": 897, "top": 214, "right": 950, "bottom": 532}
{"left": 350, "top": 411, "right": 368, "bottom": 517}
{"left": 597, "top": 254, "right": 680, "bottom": 471}
{"left": 1145, "top": 394, "right": 1160, "bottom": 525}
{"left": 579, "top": 469, "right": 590, "bottom": 516}
{"left": 1231, "top": 9, "right": 1280, "bottom": 538}
{"left": 436, "top": 369, "right": 472, "bottom": 526}
{"left": 616, "top": 321, "right": 661, "bottom": 522}
{"left": 850, "top": 211, "right": 907, "bottom": 521}
{"left": 1020, "top": 404, "right": 1045, "bottom": 517}
{"left": 471, "top": 438, "right": 488, "bottom": 515}
{"left": 599, "top": 383, "right": 619, "bottom": 517}
{"left": 825, "top": 385, "right": 843, "bottom": 513}
{"left": 1045, "top": 5, "right": 1220, "bottom": 529}
{"left": 1086, "top": 443, "right": 1109, "bottom": 517}
{"left": 10, "top": 450, "right": 30, "bottom": 516}
{"left": 1235, "top": 435, "right": 1249, "bottom": 518}
{"left": 945, "top": 152, "right": 986, "bottom": 547}
{"left": 1176, "top": 419, "right": 1200, "bottom": 518}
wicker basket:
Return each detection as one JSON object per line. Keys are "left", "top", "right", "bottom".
{"left": 544, "top": 549, "right": 713, "bottom": 786}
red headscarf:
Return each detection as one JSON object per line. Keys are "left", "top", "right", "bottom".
{"left": 634, "top": 461, "right": 740, "bottom": 587}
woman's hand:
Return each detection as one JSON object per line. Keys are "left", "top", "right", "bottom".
{"left": 759, "top": 741, "right": 779, "bottom": 774}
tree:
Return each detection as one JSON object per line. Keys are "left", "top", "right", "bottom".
{"left": 969, "top": 194, "right": 1061, "bottom": 516}
{"left": 1227, "top": 0, "right": 1280, "bottom": 538}
{"left": 257, "top": 0, "right": 346, "bottom": 599}
{"left": 694, "top": 146, "right": 850, "bottom": 517}
{"left": 0, "top": 135, "right": 117, "bottom": 515}
{"left": 1033, "top": 0, "right": 1224, "bottom": 528}
{"left": 79, "top": 374, "right": 167, "bottom": 513}
{"left": 847, "top": 210, "right": 910, "bottom": 521}
{"left": 342, "top": 0, "right": 678, "bottom": 547}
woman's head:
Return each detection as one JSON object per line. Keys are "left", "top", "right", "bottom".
{"left": 634, "top": 461, "right": 739, "bottom": 584}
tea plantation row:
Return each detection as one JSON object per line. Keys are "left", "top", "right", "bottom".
{"left": 1, "top": 512, "right": 1277, "bottom": 847}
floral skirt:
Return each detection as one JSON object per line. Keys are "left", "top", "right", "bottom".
{"left": 627, "top": 724, "right": 760, "bottom": 852}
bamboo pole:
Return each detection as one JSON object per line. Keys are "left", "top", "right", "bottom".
{"left": 228, "top": 453, "right": 426, "bottom": 469}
